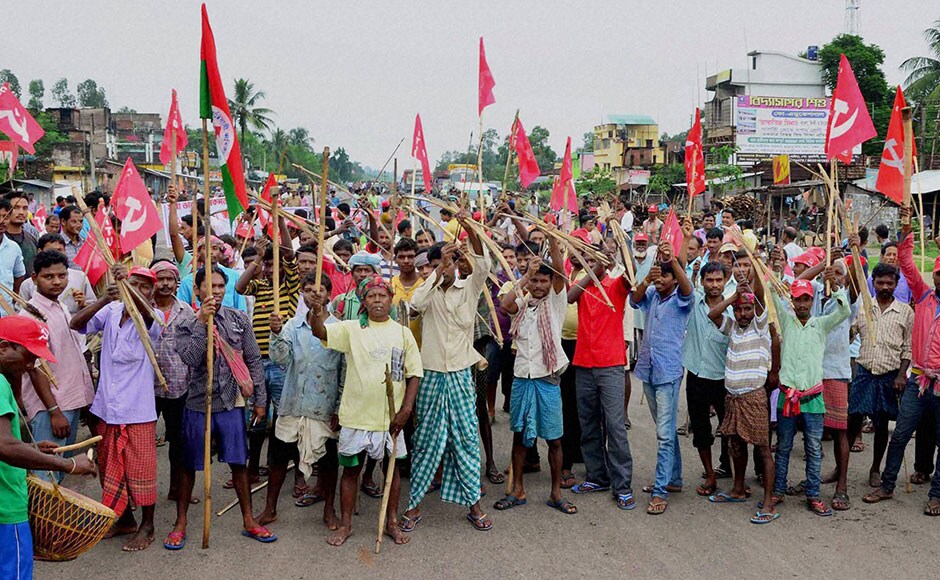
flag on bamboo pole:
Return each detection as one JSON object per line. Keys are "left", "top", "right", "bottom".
{"left": 257, "top": 173, "right": 277, "bottom": 236}
{"left": 112, "top": 158, "right": 164, "bottom": 252}
{"left": 661, "top": 208, "right": 684, "bottom": 257}
{"left": 159, "top": 89, "right": 188, "bottom": 165}
{"left": 0, "top": 83, "right": 44, "bottom": 154}
{"left": 825, "top": 54, "right": 877, "bottom": 163}
{"left": 200, "top": 4, "right": 248, "bottom": 221}
{"left": 74, "top": 207, "right": 115, "bottom": 286}
{"left": 478, "top": 37, "right": 496, "bottom": 115}
{"left": 550, "top": 137, "right": 576, "bottom": 211}
{"left": 412, "top": 114, "right": 433, "bottom": 193}
{"left": 512, "top": 117, "right": 541, "bottom": 189}
{"left": 875, "top": 86, "right": 916, "bottom": 204}
{"left": 684, "top": 108, "right": 705, "bottom": 196}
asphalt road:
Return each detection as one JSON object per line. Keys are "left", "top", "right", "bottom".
{"left": 33, "top": 383, "right": 938, "bottom": 580}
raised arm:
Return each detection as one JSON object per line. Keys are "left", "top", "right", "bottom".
{"left": 70, "top": 283, "right": 118, "bottom": 332}
{"left": 456, "top": 209, "right": 484, "bottom": 257}
{"left": 708, "top": 290, "right": 738, "bottom": 326}
{"left": 897, "top": 206, "right": 930, "bottom": 300}
{"left": 236, "top": 236, "right": 266, "bottom": 294}
{"left": 166, "top": 184, "right": 187, "bottom": 263}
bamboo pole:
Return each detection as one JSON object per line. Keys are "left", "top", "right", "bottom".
{"left": 687, "top": 146, "right": 698, "bottom": 217}
{"left": 52, "top": 435, "right": 102, "bottom": 454}
{"left": 238, "top": 213, "right": 256, "bottom": 256}
{"left": 315, "top": 148, "right": 331, "bottom": 291}
{"left": 902, "top": 107, "right": 914, "bottom": 227}
{"left": 200, "top": 118, "right": 214, "bottom": 550}
{"left": 376, "top": 366, "right": 398, "bottom": 554}
{"left": 501, "top": 110, "right": 520, "bottom": 203}
{"left": 272, "top": 183, "right": 281, "bottom": 317}
{"left": 71, "top": 195, "right": 167, "bottom": 391}
{"left": 914, "top": 157, "right": 927, "bottom": 272}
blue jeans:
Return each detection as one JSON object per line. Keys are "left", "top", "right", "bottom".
{"left": 880, "top": 379, "right": 940, "bottom": 499}
{"left": 263, "top": 358, "right": 286, "bottom": 411}
{"left": 29, "top": 409, "right": 80, "bottom": 482}
{"left": 774, "top": 412, "right": 824, "bottom": 498}
{"left": 643, "top": 378, "right": 683, "bottom": 498}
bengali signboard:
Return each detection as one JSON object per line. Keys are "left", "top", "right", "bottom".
{"left": 735, "top": 95, "right": 860, "bottom": 163}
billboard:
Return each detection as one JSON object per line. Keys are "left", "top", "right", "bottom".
{"left": 735, "top": 95, "right": 860, "bottom": 163}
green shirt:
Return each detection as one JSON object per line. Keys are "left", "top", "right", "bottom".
{"left": 773, "top": 288, "right": 850, "bottom": 414}
{"left": 0, "top": 375, "right": 28, "bottom": 524}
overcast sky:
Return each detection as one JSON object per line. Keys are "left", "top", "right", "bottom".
{"left": 6, "top": 1, "right": 937, "bottom": 170}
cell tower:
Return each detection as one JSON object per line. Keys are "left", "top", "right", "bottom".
{"left": 844, "top": 0, "right": 860, "bottom": 35}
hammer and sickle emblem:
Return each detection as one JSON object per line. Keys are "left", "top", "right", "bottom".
{"left": 829, "top": 99, "right": 858, "bottom": 140}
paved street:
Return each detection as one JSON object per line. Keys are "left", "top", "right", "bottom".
{"left": 37, "top": 388, "right": 937, "bottom": 580}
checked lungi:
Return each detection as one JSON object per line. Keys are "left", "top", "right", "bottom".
{"left": 408, "top": 368, "right": 481, "bottom": 509}
{"left": 98, "top": 422, "right": 157, "bottom": 515}
{"left": 822, "top": 379, "right": 849, "bottom": 430}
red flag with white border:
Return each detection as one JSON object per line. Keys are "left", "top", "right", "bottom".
{"left": 0, "top": 83, "right": 44, "bottom": 154}
{"left": 825, "top": 54, "right": 877, "bottom": 163}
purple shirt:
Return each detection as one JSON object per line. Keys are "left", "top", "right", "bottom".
{"left": 82, "top": 302, "right": 161, "bottom": 425}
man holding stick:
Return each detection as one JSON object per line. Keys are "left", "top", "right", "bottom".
{"left": 309, "top": 275, "right": 422, "bottom": 547}
{"left": 70, "top": 263, "right": 162, "bottom": 552}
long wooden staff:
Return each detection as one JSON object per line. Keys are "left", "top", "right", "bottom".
{"left": 272, "top": 184, "right": 281, "bottom": 317}
{"left": 902, "top": 107, "right": 914, "bottom": 228}
{"left": 200, "top": 118, "right": 215, "bottom": 549}
{"left": 501, "top": 110, "right": 520, "bottom": 203}
{"left": 238, "top": 213, "right": 256, "bottom": 255}
{"left": 72, "top": 195, "right": 167, "bottom": 391}
{"left": 315, "top": 148, "right": 331, "bottom": 291}
{"left": 249, "top": 193, "right": 349, "bottom": 271}
{"left": 376, "top": 365, "right": 399, "bottom": 554}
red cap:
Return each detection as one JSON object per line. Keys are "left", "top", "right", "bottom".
{"left": 571, "top": 229, "right": 591, "bottom": 244}
{"left": 844, "top": 254, "right": 867, "bottom": 269}
{"left": 792, "top": 252, "right": 819, "bottom": 268}
{"left": 647, "top": 204, "right": 658, "bottom": 213}
{"left": 128, "top": 266, "right": 157, "bottom": 283}
{"left": 472, "top": 211, "right": 482, "bottom": 221}
{"left": 634, "top": 232, "right": 649, "bottom": 243}
{"left": 934, "top": 256, "right": 940, "bottom": 273}
{"left": 806, "top": 246, "right": 826, "bottom": 262}
{"left": 0, "top": 315, "right": 57, "bottom": 363}
{"left": 790, "top": 279, "right": 815, "bottom": 299}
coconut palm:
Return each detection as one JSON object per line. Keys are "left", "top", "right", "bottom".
{"left": 288, "top": 127, "right": 313, "bottom": 149}
{"left": 901, "top": 19, "right": 940, "bottom": 163}
{"left": 228, "top": 78, "right": 274, "bottom": 145}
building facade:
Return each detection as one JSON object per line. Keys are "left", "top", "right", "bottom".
{"left": 592, "top": 115, "right": 665, "bottom": 187}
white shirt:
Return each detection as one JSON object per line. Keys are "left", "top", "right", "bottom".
{"left": 783, "top": 242, "right": 803, "bottom": 262}
{"left": 620, "top": 211, "right": 634, "bottom": 234}
{"left": 512, "top": 286, "right": 569, "bottom": 379}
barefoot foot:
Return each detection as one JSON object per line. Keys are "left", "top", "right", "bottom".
{"left": 326, "top": 525, "right": 351, "bottom": 547}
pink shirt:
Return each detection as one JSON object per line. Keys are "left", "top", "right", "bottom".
{"left": 21, "top": 293, "right": 95, "bottom": 420}
{"left": 898, "top": 234, "right": 940, "bottom": 384}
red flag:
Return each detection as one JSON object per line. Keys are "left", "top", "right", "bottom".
{"left": 551, "top": 137, "right": 577, "bottom": 211}
{"left": 875, "top": 86, "right": 915, "bottom": 204}
{"left": 74, "top": 208, "right": 115, "bottom": 286}
{"left": 159, "top": 89, "right": 188, "bottom": 166}
{"left": 0, "top": 141, "right": 17, "bottom": 174}
{"left": 32, "top": 203, "right": 46, "bottom": 230}
{"left": 258, "top": 173, "right": 277, "bottom": 235}
{"left": 234, "top": 216, "right": 253, "bottom": 239}
{"left": 112, "top": 158, "right": 164, "bottom": 252}
{"left": 661, "top": 209, "right": 683, "bottom": 257}
{"left": 478, "top": 37, "right": 496, "bottom": 116}
{"left": 685, "top": 108, "right": 705, "bottom": 196}
{"left": 0, "top": 83, "right": 44, "bottom": 154}
{"left": 411, "top": 114, "right": 433, "bottom": 193}
{"left": 825, "top": 54, "right": 877, "bottom": 163}
{"left": 512, "top": 117, "right": 541, "bottom": 189}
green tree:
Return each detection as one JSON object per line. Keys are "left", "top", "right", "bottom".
{"left": 116, "top": 106, "right": 137, "bottom": 113}
{"left": 647, "top": 163, "right": 685, "bottom": 194}
{"left": 527, "top": 126, "right": 557, "bottom": 172}
{"left": 576, "top": 169, "right": 616, "bottom": 197}
{"left": 0, "top": 70, "right": 21, "bottom": 98}
{"left": 229, "top": 79, "right": 274, "bottom": 146}
{"left": 51, "top": 78, "right": 75, "bottom": 108}
{"left": 580, "top": 131, "right": 595, "bottom": 152}
{"left": 76, "top": 79, "right": 108, "bottom": 108}
{"left": 27, "top": 80, "right": 44, "bottom": 109}
{"left": 901, "top": 19, "right": 940, "bottom": 164}
{"left": 288, "top": 127, "right": 313, "bottom": 148}
{"left": 819, "top": 35, "right": 893, "bottom": 155}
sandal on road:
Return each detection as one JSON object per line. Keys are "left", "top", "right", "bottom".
{"left": 910, "top": 472, "right": 931, "bottom": 485}
{"left": 807, "top": 498, "right": 832, "bottom": 517}
{"left": 494, "top": 495, "right": 526, "bottom": 510}
{"left": 642, "top": 484, "right": 682, "bottom": 494}
{"left": 616, "top": 493, "right": 636, "bottom": 511}
{"left": 757, "top": 495, "right": 784, "bottom": 510}
{"left": 163, "top": 531, "right": 185, "bottom": 551}
{"left": 241, "top": 526, "right": 277, "bottom": 543}
{"left": 546, "top": 498, "right": 577, "bottom": 514}
{"left": 360, "top": 482, "right": 382, "bottom": 498}
{"left": 850, "top": 440, "right": 865, "bottom": 453}
{"left": 466, "top": 512, "right": 493, "bottom": 531}
{"left": 785, "top": 481, "right": 806, "bottom": 496}
{"left": 398, "top": 514, "right": 422, "bottom": 532}
{"left": 924, "top": 500, "right": 940, "bottom": 517}
{"left": 708, "top": 491, "right": 747, "bottom": 503}
{"left": 750, "top": 511, "right": 780, "bottom": 525}
{"left": 571, "top": 481, "right": 610, "bottom": 494}
{"left": 862, "top": 489, "right": 893, "bottom": 504}
{"left": 560, "top": 473, "right": 576, "bottom": 489}
{"left": 486, "top": 468, "right": 506, "bottom": 485}
{"left": 868, "top": 471, "right": 882, "bottom": 488}
{"left": 696, "top": 483, "right": 717, "bottom": 496}
{"left": 295, "top": 493, "right": 324, "bottom": 508}
{"left": 832, "top": 491, "right": 851, "bottom": 511}
{"left": 647, "top": 498, "right": 668, "bottom": 515}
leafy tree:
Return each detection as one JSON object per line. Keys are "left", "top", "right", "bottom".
{"left": 576, "top": 169, "right": 616, "bottom": 197}
{"left": 901, "top": 19, "right": 940, "bottom": 165}
{"left": 288, "top": 127, "right": 313, "bottom": 148}
{"left": 30, "top": 111, "right": 70, "bottom": 159}
{"left": 116, "top": 106, "right": 137, "bottom": 113}
{"left": 27, "top": 79, "right": 44, "bottom": 109}
{"left": 228, "top": 79, "right": 274, "bottom": 146}
{"left": 580, "top": 131, "right": 594, "bottom": 152}
{"left": 0, "top": 70, "right": 21, "bottom": 98}
{"left": 527, "top": 125, "right": 557, "bottom": 173}
{"left": 647, "top": 163, "right": 685, "bottom": 194}
{"left": 76, "top": 79, "right": 108, "bottom": 108}
{"left": 51, "top": 78, "right": 76, "bottom": 108}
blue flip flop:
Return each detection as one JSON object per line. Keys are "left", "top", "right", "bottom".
{"left": 750, "top": 511, "right": 781, "bottom": 524}
{"left": 163, "top": 531, "right": 185, "bottom": 550}
{"left": 399, "top": 514, "right": 422, "bottom": 533}
{"left": 494, "top": 495, "right": 526, "bottom": 510}
{"left": 571, "top": 481, "right": 610, "bottom": 494}
{"left": 708, "top": 491, "right": 747, "bottom": 503}
{"left": 616, "top": 493, "right": 637, "bottom": 510}
{"left": 241, "top": 527, "right": 277, "bottom": 543}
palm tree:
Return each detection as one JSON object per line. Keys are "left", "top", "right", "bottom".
{"left": 901, "top": 20, "right": 940, "bottom": 165}
{"left": 265, "top": 128, "right": 288, "bottom": 172}
{"left": 288, "top": 127, "right": 313, "bottom": 149}
{"left": 228, "top": 79, "right": 274, "bottom": 146}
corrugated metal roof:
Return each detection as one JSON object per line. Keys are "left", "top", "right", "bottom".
{"left": 852, "top": 170, "right": 940, "bottom": 195}
{"left": 605, "top": 115, "right": 657, "bottom": 126}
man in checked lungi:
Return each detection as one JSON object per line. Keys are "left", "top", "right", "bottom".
{"left": 71, "top": 263, "right": 162, "bottom": 552}
{"left": 401, "top": 209, "right": 494, "bottom": 533}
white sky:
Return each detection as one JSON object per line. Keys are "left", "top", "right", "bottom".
{"left": 4, "top": 0, "right": 937, "bottom": 169}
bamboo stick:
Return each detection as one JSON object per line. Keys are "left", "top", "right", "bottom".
{"left": 599, "top": 201, "right": 635, "bottom": 284}
{"left": 914, "top": 157, "right": 927, "bottom": 272}
{"left": 501, "top": 110, "right": 520, "bottom": 203}
{"left": 376, "top": 366, "right": 398, "bottom": 554}
{"left": 200, "top": 118, "right": 214, "bottom": 550}
{"left": 272, "top": 184, "right": 281, "bottom": 317}
{"left": 248, "top": 192, "right": 349, "bottom": 271}
{"left": 52, "top": 435, "right": 102, "bottom": 454}
{"left": 902, "top": 107, "right": 914, "bottom": 228}
{"left": 315, "top": 148, "right": 331, "bottom": 291}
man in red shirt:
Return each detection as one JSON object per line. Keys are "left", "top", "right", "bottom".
{"left": 567, "top": 248, "right": 635, "bottom": 510}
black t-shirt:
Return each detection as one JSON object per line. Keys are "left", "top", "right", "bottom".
{"left": 6, "top": 230, "right": 37, "bottom": 276}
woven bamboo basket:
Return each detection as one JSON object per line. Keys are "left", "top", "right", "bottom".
{"left": 27, "top": 475, "right": 116, "bottom": 561}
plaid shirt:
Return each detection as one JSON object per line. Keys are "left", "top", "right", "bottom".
{"left": 856, "top": 298, "right": 914, "bottom": 376}
{"left": 154, "top": 299, "right": 195, "bottom": 399}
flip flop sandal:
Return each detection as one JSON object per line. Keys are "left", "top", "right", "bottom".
{"left": 713, "top": 467, "right": 732, "bottom": 479}
{"left": 547, "top": 498, "right": 578, "bottom": 514}
{"left": 646, "top": 500, "right": 668, "bottom": 515}
{"left": 571, "top": 481, "right": 610, "bottom": 494}
{"left": 466, "top": 512, "right": 493, "bottom": 531}
{"left": 616, "top": 493, "right": 636, "bottom": 511}
{"left": 757, "top": 495, "right": 784, "bottom": 510}
{"left": 708, "top": 491, "right": 747, "bottom": 503}
{"left": 785, "top": 481, "right": 807, "bottom": 496}
{"left": 494, "top": 495, "right": 526, "bottom": 510}
{"left": 850, "top": 441, "right": 865, "bottom": 453}
{"left": 924, "top": 501, "right": 940, "bottom": 517}
{"left": 642, "top": 484, "right": 683, "bottom": 494}
{"left": 560, "top": 474, "right": 577, "bottom": 489}
{"left": 910, "top": 472, "right": 931, "bottom": 485}
{"left": 486, "top": 469, "right": 506, "bottom": 485}
{"left": 163, "top": 531, "right": 186, "bottom": 551}
{"left": 696, "top": 483, "right": 717, "bottom": 496}
{"left": 242, "top": 526, "right": 278, "bottom": 543}
{"left": 807, "top": 499, "right": 832, "bottom": 517}
{"left": 360, "top": 483, "right": 383, "bottom": 498}
{"left": 862, "top": 491, "right": 893, "bottom": 504}
{"left": 832, "top": 491, "right": 851, "bottom": 511}
{"left": 293, "top": 484, "right": 311, "bottom": 498}
{"left": 398, "top": 514, "right": 422, "bottom": 532}
{"left": 295, "top": 493, "right": 324, "bottom": 508}
{"left": 750, "top": 511, "right": 780, "bottom": 524}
